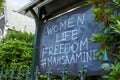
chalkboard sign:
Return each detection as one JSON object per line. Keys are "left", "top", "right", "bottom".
{"left": 39, "top": 6, "right": 102, "bottom": 75}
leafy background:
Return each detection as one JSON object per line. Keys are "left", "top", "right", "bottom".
{"left": 0, "top": 0, "right": 120, "bottom": 80}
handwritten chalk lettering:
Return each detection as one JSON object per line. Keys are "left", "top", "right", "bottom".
{"left": 90, "top": 49, "right": 97, "bottom": 59}
{"left": 56, "top": 31, "right": 71, "bottom": 42}
{"left": 47, "top": 56, "right": 53, "bottom": 66}
{"left": 41, "top": 58, "right": 47, "bottom": 68}
{"left": 75, "top": 52, "right": 82, "bottom": 61}
{"left": 41, "top": 49, "right": 97, "bottom": 67}
{"left": 65, "top": 55, "right": 70, "bottom": 64}
{"left": 57, "top": 56, "right": 62, "bottom": 65}
{"left": 53, "top": 25, "right": 59, "bottom": 32}
{"left": 70, "top": 54, "right": 76, "bottom": 64}
{"left": 75, "top": 50, "right": 97, "bottom": 62}
{"left": 53, "top": 57, "right": 57, "bottom": 65}
{"left": 86, "top": 52, "right": 92, "bottom": 61}
{"left": 56, "top": 32, "right": 66, "bottom": 43}
{"left": 72, "top": 30, "right": 78, "bottom": 40}
{"left": 54, "top": 44, "right": 59, "bottom": 55}
{"left": 42, "top": 47, "right": 49, "bottom": 58}
{"left": 61, "top": 55, "right": 70, "bottom": 64}
{"left": 43, "top": 38, "right": 89, "bottom": 56}
{"left": 62, "top": 56, "right": 66, "bottom": 64}
{"left": 80, "top": 38, "right": 88, "bottom": 51}
{"left": 49, "top": 47, "right": 54, "bottom": 55}
{"left": 82, "top": 52, "right": 86, "bottom": 62}
{"left": 47, "top": 24, "right": 59, "bottom": 35}
{"left": 46, "top": 14, "right": 86, "bottom": 35}
{"left": 71, "top": 42, "right": 79, "bottom": 53}
{"left": 59, "top": 20, "right": 67, "bottom": 30}
{"left": 45, "top": 56, "right": 58, "bottom": 66}
{"left": 47, "top": 26, "right": 53, "bottom": 35}
{"left": 60, "top": 43, "right": 65, "bottom": 54}
{"left": 46, "top": 43, "right": 71, "bottom": 56}
{"left": 56, "top": 29, "right": 79, "bottom": 42}
{"left": 65, "top": 43, "right": 71, "bottom": 54}
{"left": 43, "top": 47, "right": 54, "bottom": 57}
{"left": 68, "top": 17, "right": 76, "bottom": 28}
{"left": 64, "top": 31, "right": 71, "bottom": 40}
{"left": 77, "top": 14, "right": 85, "bottom": 25}
{"left": 47, "top": 56, "right": 62, "bottom": 67}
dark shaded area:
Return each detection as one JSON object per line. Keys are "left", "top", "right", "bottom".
{"left": 0, "top": 14, "right": 5, "bottom": 36}
{"left": 41, "top": 0, "right": 84, "bottom": 20}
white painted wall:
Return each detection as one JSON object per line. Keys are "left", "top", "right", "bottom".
{"left": 5, "top": 2, "right": 35, "bottom": 33}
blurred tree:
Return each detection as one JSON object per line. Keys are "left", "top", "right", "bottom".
{"left": 0, "top": 30, "right": 34, "bottom": 72}
{"left": 86, "top": 0, "right": 120, "bottom": 79}
{"left": 0, "top": 0, "right": 3, "bottom": 12}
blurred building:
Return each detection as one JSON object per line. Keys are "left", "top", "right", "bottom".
{"left": 4, "top": 1, "right": 35, "bottom": 34}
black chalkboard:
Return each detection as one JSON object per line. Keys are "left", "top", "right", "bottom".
{"left": 39, "top": 5, "right": 102, "bottom": 75}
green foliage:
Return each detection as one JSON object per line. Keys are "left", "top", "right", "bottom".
{"left": 0, "top": 0, "right": 3, "bottom": 12}
{"left": 87, "top": 0, "right": 120, "bottom": 59}
{"left": 1, "top": 0, "right": 120, "bottom": 79}
{"left": 113, "top": 0, "right": 120, "bottom": 6}
{"left": 110, "top": 20, "right": 120, "bottom": 34}
{"left": 91, "top": 33, "right": 109, "bottom": 43}
{"left": 0, "top": 30, "right": 34, "bottom": 70}
{"left": 87, "top": 0, "right": 120, "bottom": 79}
{"left": 109, "top": 62, "right": 120, "bottom": 80}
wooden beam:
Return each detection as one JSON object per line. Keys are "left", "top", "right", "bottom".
{"left": 36, "top": 0, "right": 53, "bottom": 8}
